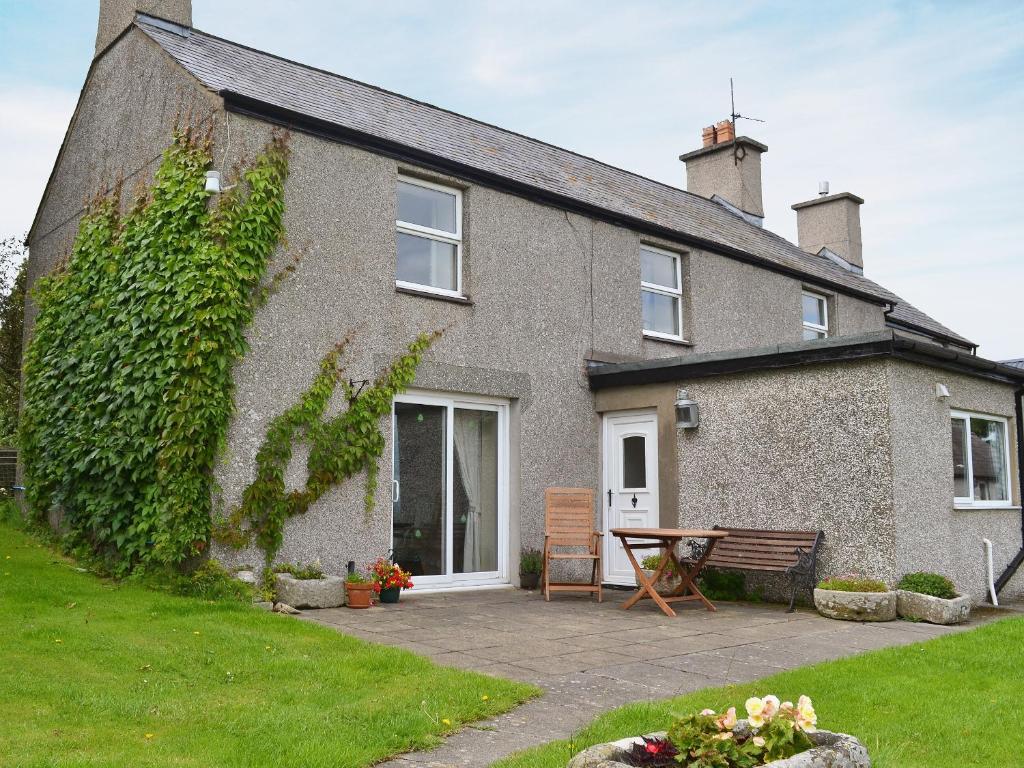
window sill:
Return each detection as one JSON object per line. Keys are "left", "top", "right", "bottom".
{"left": 953, "top": 504, "right": 1021, "bottom": 512}
{"left": 643, "top": 333, "right": 694, "bottom": 347}
{"left": 395, "top": 285, "right": 472, "bottom": 305}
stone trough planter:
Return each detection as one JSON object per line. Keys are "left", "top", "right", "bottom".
{"left": 814, "top": 588, "right": 896, "bottom": 622}
{"left": 274, "top": 573, "right": 345, "bottom": 609}
{"left": 896, "top": 590, "right": 971, "bottom": 625}
{"left": 567, "top": 726, "right": 870, "bottom": 767}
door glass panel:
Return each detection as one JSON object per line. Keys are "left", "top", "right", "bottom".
{"left": 951, "top": 417, "right": 969, "bottom": 498}
{"left": 453, "top": 409, "right": 499, "bottom": 574}
{"left": 622, "top": 435, "right": 647, "bottom": 489}
{"left": 393, "top": 402, "right": 446, "bottom": 576}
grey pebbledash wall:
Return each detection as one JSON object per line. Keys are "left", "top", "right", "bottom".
{"left": 670, "top": 357, "right": 1021, "bottom": 601}
{"left": 887, "top": 360, "right": 1022, "bottom": 600}
{"left": 201, "top": 110, "right": 895, "bottom": 578}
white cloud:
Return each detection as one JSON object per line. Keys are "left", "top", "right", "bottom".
{"left": 0, "top": 83, "right": 78, "bottom": 239}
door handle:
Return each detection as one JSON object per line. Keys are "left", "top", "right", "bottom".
{"left": 631, "top": 494, "right": 638, "bottom": 508}
{"left": 607, "top": 489, "right": 613, "bottom": 508}
{"left": 393, "top": 479, "right": 400, "bottom": 503}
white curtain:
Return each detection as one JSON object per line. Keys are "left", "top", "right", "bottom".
{"left": 454, "top": 413, "right": 482, "bottom": 572}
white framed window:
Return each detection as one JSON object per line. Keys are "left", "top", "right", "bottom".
{"left": 396, "top": 176, "right": 463, "bottom": 297}
{"left": 641, "top": 244, "right": 683, "bottom": 340}
{"left": 802, "top": 290, "right": 829, "bottom": 340}
{"left": 951, "top": 411, "right": 1013, "bottom": 507}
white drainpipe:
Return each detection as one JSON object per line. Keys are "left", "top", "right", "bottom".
{"left": 983, "top": 539, "right": 998, "bottom": 607}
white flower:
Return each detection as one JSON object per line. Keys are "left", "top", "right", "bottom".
{"left": 762, "top": 695, "right": 780, "bottom": 719}
{"left": 745, "top": 697, "right": 766, "bottom": 728}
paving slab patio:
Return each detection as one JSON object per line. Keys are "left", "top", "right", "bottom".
{"left": 301, "top": 587, "right": 980, "bottom": 767}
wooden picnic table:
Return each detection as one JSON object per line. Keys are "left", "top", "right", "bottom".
{"left": 609, "top": 528, "right": 729, "bottom": 617}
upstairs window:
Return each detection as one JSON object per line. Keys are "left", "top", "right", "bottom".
{"left": 802, "top": 290, "right": 829, "bottom": 340}
{"left": 641, "top": 245, "right": 683, "bottom": 340}
{"left": 952, "top": 412, "right": 1011, "bottom": 507}
{"left": 396, "top": 176, "right": 462, "bottom": 296}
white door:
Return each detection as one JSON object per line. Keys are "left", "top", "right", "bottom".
{"left": 602, "top": 410, "right": 660, "bottom": 585}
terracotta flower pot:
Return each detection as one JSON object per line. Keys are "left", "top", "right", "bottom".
{"left": 346, "top": 582, "right": 374, "bottom": 609}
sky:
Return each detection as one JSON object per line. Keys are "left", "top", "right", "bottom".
{"left": 1, "top": 1, "right": 1022, "bottom": 359}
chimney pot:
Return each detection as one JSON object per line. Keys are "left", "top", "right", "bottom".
{"left": 715, "top": 120, "right": 735, "bottom": 143}
{"left": 702, "top": 126, "right": 716, "bottom": 147}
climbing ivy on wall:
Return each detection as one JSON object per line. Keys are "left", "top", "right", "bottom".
{"left": 214, "top": 330, "right": 440, "bottom": 565}
{"left": 20, "top": 126, "right": 290, "bottom": 575}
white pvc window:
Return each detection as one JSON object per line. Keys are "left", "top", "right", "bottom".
{"left": 641, "top": 245, "right": 683, "bottom": 340}
{"left": 951, "top": 411, "right": 1012, "bottom": 507}
{"left": 396, "top": 176, "right": 462, "bottom": 296}
{"left": 802, "top": 290, "right": 829, "bottom": 340}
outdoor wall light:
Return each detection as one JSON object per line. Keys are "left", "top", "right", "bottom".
{"left": 204, "top": 170, "right": 222, "bottom": 193}
{"left": 204, "top": 170, "right": 236, "bottom": 194}
{"left": 675, "top": 388, "right": 700, "bottom": 429}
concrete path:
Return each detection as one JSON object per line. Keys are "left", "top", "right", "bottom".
{"left": 302, "top": 588, "right": 981, "bottom": 767}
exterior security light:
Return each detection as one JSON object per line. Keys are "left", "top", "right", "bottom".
{"left": 205, "top": 170, "right": 222, "bottom": 193}
{"left": 675, "top": 388, "right": 699, "bottom": 429}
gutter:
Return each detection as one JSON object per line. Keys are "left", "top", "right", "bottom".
{"left": 994, "top": 384, "right": 1024, "bottom": 594}
{"left": 884, "top": 312, "right": 977, "bottom": 354}
{"left": 219, "top": 90, "right": 892, "bottom": 309}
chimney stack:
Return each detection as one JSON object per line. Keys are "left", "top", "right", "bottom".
{"left": 96, "top": 0, "right": 192, "bottom": 56}
{"left": 791, "top": 190, "right": 865, "bottom": 273}
{"left": 680, "top": 123, "right": 767, "bottom": 222}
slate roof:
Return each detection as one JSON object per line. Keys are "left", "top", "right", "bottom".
{"left": 1003, "top": 359, "right": 1024, "bottom": 370}
{"left": 135, "top": 15, "right": 974, "bottom": 348}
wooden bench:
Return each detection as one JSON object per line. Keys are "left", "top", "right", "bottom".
{"left": 691, "top": 527, "right": 822, "bottom": 612}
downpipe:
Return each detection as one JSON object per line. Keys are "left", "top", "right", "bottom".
{"left": 983, "top": 539, "right": 998, "bottom": 607}
{"left": 993, "top": 385, "right": 1024, "bottom": 596}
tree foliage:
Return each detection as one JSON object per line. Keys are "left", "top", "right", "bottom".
{"left": 20, "top": 127, "right": 290, "bottom": 574}
{"left": 0, "top": 237, "right": 26, "bottom": 441}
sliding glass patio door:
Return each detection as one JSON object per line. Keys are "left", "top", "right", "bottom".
{"left": 392, "top": 393, "right": 508, "bottom": 588}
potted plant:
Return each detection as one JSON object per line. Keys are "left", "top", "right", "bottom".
{"left": 567, "top": 694, "right": 870, "bottom": 767}
{"left": 638, "top": 554, "right": 683, "bottom": 595}
{"left": 271, "top": 561, "right": 345, "bottom": 609}
{"left": 345, "top": 571, "right": 375, "bottom": 609}
{"left": 520, "top": 549, "right": 543, "bottom": 590}
{"left": 370, "top": 557, "right": 414, "bottom": 604}
{"left": 896, "top": 571, "right": 971, "bottom": 625}
{"left": 814, "top": 574, "right": 896, "bottom": 621}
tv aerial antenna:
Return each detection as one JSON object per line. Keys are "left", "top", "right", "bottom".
{"left": 729, "top": 77, "right": 764, "bottom": 165}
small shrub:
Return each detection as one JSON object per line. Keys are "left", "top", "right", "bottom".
{"left": 897, "top": 571, "right": 957, "bottom": 599}
{"left": 168, "top": 560, "right": 253, "bottom": 601}
{"left": 640, "top": 554, "right": 678, "bottom": 574}
{"left": 273, "top": 561, "right": 325, "bottom": 580}
{"left": 698, "top": 567, "right": 747, "bottom": 601}
{"left": 346, "top": 571, "right": 370, "bottom": 584}
{"left": 519, "top": 548, "right": 543, "bottom": 575}
{"left": 818, "top": 575, "right": 888, "bottom": 593}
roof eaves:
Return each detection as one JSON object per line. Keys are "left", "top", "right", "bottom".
{"left": 222, "top": 90, "right": 894, "bottom": 308}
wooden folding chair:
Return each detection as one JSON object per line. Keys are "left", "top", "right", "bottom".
{"left": 542, "top": 487, "right": 602, "bottom": 602}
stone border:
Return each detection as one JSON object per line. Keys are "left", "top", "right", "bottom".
{"left": 567, "top": 725, "right": 870, "bottom": 767}
{"left": 814, "top": 588, "right": 896, "bottom": 621}
{"left": 896, "top": 590, "right": 971, "bottom": 625}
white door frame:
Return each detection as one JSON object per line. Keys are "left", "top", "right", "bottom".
{"left": 602, "top": 408, "right": 660, "bottom": 585}
{"left": 392, "top": 390, "right": 510, "bottom": 589}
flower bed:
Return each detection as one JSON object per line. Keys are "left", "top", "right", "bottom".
{"left": 566, "top": 695, "right": 870, "bottom": 767}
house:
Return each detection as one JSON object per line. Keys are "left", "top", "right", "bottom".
{"left": 25, "top": 0, "right": 1023, "bottom": 601}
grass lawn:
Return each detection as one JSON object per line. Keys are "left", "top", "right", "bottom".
{"left": 0, "top": 522, "right": 537, "bottom": 767}
{"left": 495, "top": 614, "right": 1024, "bottom": 768}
